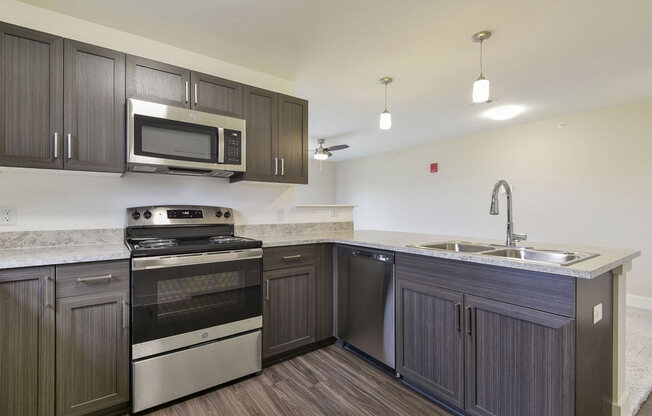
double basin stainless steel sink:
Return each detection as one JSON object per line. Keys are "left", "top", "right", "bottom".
{"left": 408, "top": 241, "right": 599, "bottom": 266}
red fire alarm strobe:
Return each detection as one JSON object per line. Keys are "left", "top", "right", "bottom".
{"left": 430, "top": 163, "right": 438, "bottom": 173}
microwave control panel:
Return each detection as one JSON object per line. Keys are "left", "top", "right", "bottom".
{"left": 223, "top": 129, "right": 242, "bottom": 165}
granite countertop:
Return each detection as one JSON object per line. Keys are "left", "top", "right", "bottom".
{"left": 0, "top": 243, "right": 131, "bottom": 269}
{"left": 242, "top": 229, "right": 640, "bottom": 279}
{"left": 0, "top": 227, "right": 639, "bottom": 279}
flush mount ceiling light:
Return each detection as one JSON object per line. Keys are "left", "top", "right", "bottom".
{"left": 471, "top": 30, "right": 492, "bottom": 103}
{"left": 484, "top": 105, "right": 525, "bottom": 120}
{"left": 379, "top": 77, "right": 393, "bottom": 130}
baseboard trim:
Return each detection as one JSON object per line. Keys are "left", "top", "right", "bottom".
{"left": 627, "top": 294, "right": 652, "bottom": 310}
{"left": 611, "top": 391, "right": 630, "bottom": 416}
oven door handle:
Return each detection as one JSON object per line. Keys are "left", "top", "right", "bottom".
{"left": 132, "top": 248, "right": 263, "bottom": 270}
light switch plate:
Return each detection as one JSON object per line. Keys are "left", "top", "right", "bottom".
{"left": 0, "top": 205, "right": 16, "bottom": 226}
{"left": 593, "top": 303, "right": 603, "bottom": 324}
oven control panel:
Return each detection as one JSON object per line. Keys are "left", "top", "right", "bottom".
{"left": 167, "top": 209, "right": 203, "bottom": 219}
{"left": 127, "top": 205, "right": 234, "bottom": 226}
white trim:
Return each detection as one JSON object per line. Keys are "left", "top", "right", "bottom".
{"left": 627, "top": 294, "right": 652, "bottom": 311}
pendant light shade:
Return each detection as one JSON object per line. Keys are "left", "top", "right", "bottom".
{"left": 471, "top": 31, "right": 492, "bottom": 103}
{"left": 472, "top": 75, "right": 490, "bottom": 103}
{"left": 379, "top": 77, "right": 393, "bottom": 130}
{"left": 379, "top": 109, "right": 392, "bottom": 130}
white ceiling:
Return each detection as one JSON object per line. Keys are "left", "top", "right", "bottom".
{"left": 22, "top": 0, "right": 652, "bottom": 160}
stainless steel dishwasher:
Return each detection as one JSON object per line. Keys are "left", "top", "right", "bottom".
{"left": 337, "top": 245, "right": 395, "bottom": 369}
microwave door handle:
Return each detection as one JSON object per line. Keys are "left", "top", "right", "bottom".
{"left": 218, "top": 128, "right": 225, "bottom": 164}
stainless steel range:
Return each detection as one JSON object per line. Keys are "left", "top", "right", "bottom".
{"left": 125, "top": 205, "right": 263, "bottom": 413}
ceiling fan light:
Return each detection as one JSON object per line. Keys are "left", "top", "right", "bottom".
{"left": 472, "top": 75, "right": 490, "bottom": 103}
{"left": 379, "top": 109, "right": 392, "bottom": 130}
{"left": 314, "top": 152, "right": 328, "bottom": 160}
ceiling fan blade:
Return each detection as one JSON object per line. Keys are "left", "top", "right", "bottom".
{"left": 327, "top": 151, "right": 333, "bottom": 157}
{"left": 324, "top": 144, "right": 349, "bottom": 151}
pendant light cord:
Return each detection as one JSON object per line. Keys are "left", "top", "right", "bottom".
{"left": 384, "top": 82, "right": 388, "bottom": 110}
{"left": 479, "top": 39, "right": 483, "bottom": 76}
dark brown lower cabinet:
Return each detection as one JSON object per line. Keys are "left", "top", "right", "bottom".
{"left": 263, "top": 265, "right": 315, "bottom": 358}
{"left": 56, "top": 290, "right": 130, "bottom": 416}
{"left": 0, "top": 266, "right": 55, "bottom": 416}
{"left": 396, "top": 278, "right": 465, "bottom": 409}
{"left": 464, "top": 295, "right": 575, "bottom": 416}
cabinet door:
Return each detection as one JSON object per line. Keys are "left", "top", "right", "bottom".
{"left": 0, "top": 266, "right": 55, "bottom": 416}
{"left": 277, "top": 94, "right": 308, "bottom": 184}
{"left": 314, "top": 244, "right": 333, "bottom": 341}
{"left": 56, "top": 290, "right": 129, "bottom": 416}
{"left": 263, "top": 265, "right": 315, "bottom": 358}
{"left": 464, "top": 295, "right": 574, "bottom": 416}
{"left": 396, "top": 278, "right": 465, "bottom": 408}
{"left": 234, "top": 86, "right": 278, "bottom": 182}
{"left": 191, "top": 71, "right": 243, "bottom": 117}
{"left": 0, "top": 23, "right": 63, "bottom": 169}
{"left": 126, "top": 55, "right": 190, "bottom": 108}
{"left": 64, "top": 40, "right": 125, "bottom": 172}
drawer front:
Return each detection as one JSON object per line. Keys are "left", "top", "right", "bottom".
{"left": 56, "top": 260, "right": 129, "bottom": 298}
{"left": 263, "top": 245, "right": 316, "bottom": 271}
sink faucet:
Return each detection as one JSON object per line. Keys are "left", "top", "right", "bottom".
{"left": 489, "top": 180, "right": 527, "bottom": 247}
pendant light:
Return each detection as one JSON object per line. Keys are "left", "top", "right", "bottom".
{"left": 379, "top": 77, "right": 393, "bottom": 130}
{"left": 471, "top": 31, "right": 492, "bottom": 103}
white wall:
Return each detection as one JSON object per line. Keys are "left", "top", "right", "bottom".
{"left": 0, "top": 159, "right": 343, "bottom": 230}
{"left": 1, "top": 0, "right": 293, "bottom": 94}
{"left": 336, "top": 99, "right": 652, "bottom": 299}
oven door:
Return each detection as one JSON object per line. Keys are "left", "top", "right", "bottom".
{"left": 131, "top": 248, "right": 262, "bottom": 359}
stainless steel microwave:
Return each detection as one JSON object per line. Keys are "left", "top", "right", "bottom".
{"left": 126, "top": 98, "right": 245, "bottom": 177}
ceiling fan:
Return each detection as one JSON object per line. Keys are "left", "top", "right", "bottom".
{"left": 313, "top": 138, "right": 349, "bottom": 160}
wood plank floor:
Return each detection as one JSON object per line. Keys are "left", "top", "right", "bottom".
{"left": 139, "top": 345, "right": 453, "bottom": 416}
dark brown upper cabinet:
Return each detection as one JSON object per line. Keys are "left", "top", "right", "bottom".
{"left": 191, "top": 71, "right": 243, "bottom": 117}
{"left": 126, "top": 55, "right": 190, "bottom": 108}
{"left": 278, "top": 94, "right": 308, "bottom": 184}
{"left": 231, "top": 87, "right": 308, "bottom": 185}
{"left": 0, "top": 23, "right": 63, "bottom": 169}
{"left": 237, "top": 86, "right": 278, "bottom": 182}
{"left": 64, "top": 40, "right": 126, "bottom": 173}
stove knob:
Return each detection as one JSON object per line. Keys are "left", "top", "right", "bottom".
{"left": 215, "top": 210, "right": 223, "bottom": 218}
{"left": 143, "top": 210, "right": 152, "bottom": 219}
{"left": 223, "top": 211, "right": 231, "bottom": 219}
{"left": 132, "top": 211, "right": 141, "bottom": 220}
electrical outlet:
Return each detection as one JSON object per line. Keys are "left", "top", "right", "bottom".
{"left": 276, "top": 208, "right": 284, "bottom": 222}
{"left": 0, "top": 205, "right": 17, "bottom": 226}
{"left": 593, "top": 303, "right": 603, "bottom": 324}
{"left": 330, "top": 209, "right": 338, "bottom": 217}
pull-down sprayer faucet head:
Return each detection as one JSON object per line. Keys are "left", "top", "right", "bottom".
{"left": 489, "top": 194, "right": 499, "bottom": 215}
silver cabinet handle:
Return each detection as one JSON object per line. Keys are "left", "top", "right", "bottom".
{"left": 281, "top": 158, "right": 285, "bottom": 176}
{"left": 66, "top": 133, "right": 72, "bottom": 160}
{"left": 194, "top": 83, "right": 198, "bottom": 105}
{"left": 53, "top": 133, "right": 59, "bottom": 159}
{"left": 185, "top": 81, "right": 189, "bottom": 104}
{"left": 45, "top": 276, "right": 55, "bottom": 308}
{"left": 265, "top": 280, "right": 270, "bottom": 301}
{"left": 274, "top": 158, "right": 278, "bottom": 175}
{"left": 77, "top": 274, "right": 113, "bottom": 284}
{"left": 283, "top": 255, "right": 302, "bottom": 262}
{"left": 122, "top": 300, "right": 129, "bottom": 329}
